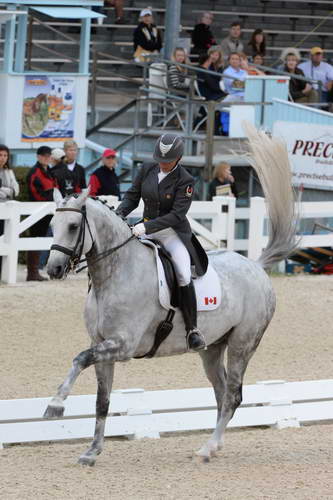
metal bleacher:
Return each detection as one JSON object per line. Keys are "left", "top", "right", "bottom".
{"left": 1, "top": 0, "right": 332, "bottom": 88}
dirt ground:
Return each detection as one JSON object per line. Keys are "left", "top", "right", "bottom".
{"left": 1, "top": 268, "right": 333, "bottom": 499}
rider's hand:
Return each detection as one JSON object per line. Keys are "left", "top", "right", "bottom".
{"left": 132, "top": 223, "right": 146, "bottom": 237}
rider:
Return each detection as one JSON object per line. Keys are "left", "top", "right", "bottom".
{"left": 116, "top": 134, "right": 208, "bottom": 351}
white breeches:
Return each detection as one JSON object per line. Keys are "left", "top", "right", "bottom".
{"left": 144, "top": 227, "right": 191, "bottom": 286}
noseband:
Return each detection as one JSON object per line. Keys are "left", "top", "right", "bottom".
{"left": 51, "top": 205, "right": 135, "bottom": 274}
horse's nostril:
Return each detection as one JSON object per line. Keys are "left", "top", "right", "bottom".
{"left": 48, "top": 264, "right": 64, "bottom": 279}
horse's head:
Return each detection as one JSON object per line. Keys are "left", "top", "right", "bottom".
{"left": 48, "top": 188, "right": 94, "bottom": 279}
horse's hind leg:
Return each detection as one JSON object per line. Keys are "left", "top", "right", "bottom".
{"left": 197, "top": 326, "right": 265, "bottom": 461}
{"left": 78, "top": 362, "right": 115, "bottom": 466}
{"left": 199, "top": 340, "right": 228, "bottom": 425}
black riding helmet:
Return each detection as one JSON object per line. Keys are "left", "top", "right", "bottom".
{"left": 153, "top": 134, "right": 184, "bottom": 163}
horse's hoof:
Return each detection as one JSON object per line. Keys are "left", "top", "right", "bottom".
{"left": 43, "top": 405, "right": 64, "bottom": 419}
{"left": 78, "top": 455, "right": 96, "bottom": 467}
{"left": 196, "top": 440, "right": 218, "bottom": 461}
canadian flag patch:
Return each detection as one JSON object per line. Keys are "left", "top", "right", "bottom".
{"left": 204, "top": 296, "right": 217, "bottom": 305}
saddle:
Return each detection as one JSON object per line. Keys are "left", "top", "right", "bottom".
{"left": 134, "top": 239, "right": 221, "bottom": 358}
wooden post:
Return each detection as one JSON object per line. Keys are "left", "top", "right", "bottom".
{"left": 248, "top": 197, "right": 266, "bottom": 260}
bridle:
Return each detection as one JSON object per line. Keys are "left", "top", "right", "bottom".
{"left": 50, "top": 205, "right": 135, "bottom": 274}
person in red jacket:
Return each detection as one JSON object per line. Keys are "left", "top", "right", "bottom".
{"left": 89, "top": 149, "right": 121, "bottom": 199}
{"left": 26, "top": 145, "right": 57, "bottom": 281}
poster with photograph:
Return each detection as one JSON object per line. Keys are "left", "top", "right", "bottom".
{"left": 22, "top": 75, "right": 75, "bottom": 142}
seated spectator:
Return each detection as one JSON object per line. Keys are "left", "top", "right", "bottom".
{"left": 247, "top": 29, "right": 266, "bottom": 58}
{"left": 220, "top": 22, "right": 244, "bottom": 63}
{"left": 26, "top": 146, "right": 57, "bottom": 281}
{"left": 63, "top": 140, "right": 87, "bottom": 192}
{"left": 281, "top": 48, "right": 318, "bottom": 104}
{"left": 104, "top": 0, "right": 125, "bottom": 24}
{"left": 222, "top": 53, "right": 247, "bottom": 102}
{"left": 239, "top": 52, "right": 265, "bottom": 75}
{"left": 252, "top": 53, "right": 265, "bottom": 69}
{"left": 0, "top": 144, "right": 19, "bottom": 277}
{"left": 197, "top": 46, "right": 225, "bottom": 101}
{"left": 89, "top": 149, "right": 120, "bottom": 199}
{"left": 167, "top": 47, "right": 191, "bottom": 92}
{"left": 191, "top": 12, "right": 216, "bottom": 57}
{"left": 50, "top": 148, "right": 76, "bottom": 198}
{"left": 208, "top": 162, "right": 238, "bottom": 200}
{"left": 298, "top": 47, "right": 333, "bottom": 103}
{"left": 133, "top": 7, "right": 162, "bottom": 62}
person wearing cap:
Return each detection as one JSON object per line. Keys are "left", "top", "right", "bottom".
{"left": 116, "top": 134, "right": 208, "bottom": 352}
{"left": 50, "top": 148, "right": 77, "bottom": 198}
{"left": 133, "top": 7, "right": 162, "bottom": 62}
{"left": 298, "top": 47, "right": 333, "bottom": 103}
{"left": 63, "top": 140, "right": 87, "bottom": 193}
{"left": 89, "top": 149, "right": 120, "bottom": 199}
{"left": 26, "top": 145, "right": 58, "bottom": 281}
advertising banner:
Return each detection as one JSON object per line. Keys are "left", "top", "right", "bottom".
{"left": 272, "top": 121, "right": 333, "bottom": 190}
{"left": 22, "top": 75, "right": 75, "bottom": 142}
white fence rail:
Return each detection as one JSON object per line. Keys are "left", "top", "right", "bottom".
{"left": 1, "top": 197, "right": 333, "bottom": 284}
{"left": 1, "top": 379, "right": 333, "bottom": 447}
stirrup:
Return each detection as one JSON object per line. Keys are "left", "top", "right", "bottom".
{"left": 186, "top": 328, "right": 207, "bottom": 352}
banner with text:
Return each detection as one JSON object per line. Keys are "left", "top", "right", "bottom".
{"left": 22, "top": 76, "right": 75, "bottom": 142}
{"left": 272, "top": 121, "right": 333, "bottom": 190}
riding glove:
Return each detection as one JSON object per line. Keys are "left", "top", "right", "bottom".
{"left": 132, "top": 223, "right": 146, "bottom": 237}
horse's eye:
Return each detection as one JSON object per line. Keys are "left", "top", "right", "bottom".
{"left": 69, "top": 223, "right": 79, "bottom": 232}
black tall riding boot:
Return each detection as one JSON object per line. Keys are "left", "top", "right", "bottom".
{"left": 180, "top": 281, "right": 206, "bottom": 352}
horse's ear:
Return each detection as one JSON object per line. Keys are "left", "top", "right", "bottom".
{"left": 75, "top": 186, "right": 91, "bottom": 207}
{"left": 53, "top": 188, "right": 63, "bottom": 207}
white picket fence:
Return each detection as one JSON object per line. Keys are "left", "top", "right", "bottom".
{"left": 1, "top": 196, "right": 333, "bottom": 284}
{"left": 1, "top": 379, "right": 333, "bottom": 448}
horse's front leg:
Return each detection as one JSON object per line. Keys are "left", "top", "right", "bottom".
{"left": 78, "top": 361, "right": 115, "bottom": 466}
{"left": 44, "top": 337, "right": 129, "bottom": 418}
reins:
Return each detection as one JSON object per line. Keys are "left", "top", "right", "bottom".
{"left": 51, "top": 204, "right": 135, "bottom": 274}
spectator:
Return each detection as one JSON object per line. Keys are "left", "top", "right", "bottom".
{"left": 0, "top": 144, "right": 19, "bottom": 277}
{"left": 89, "top": 149, "right": 121, "bottom": 199}
{"left": 104, "top": 0, "right": 125, "bottom": 24}
{"left": 133, "top": 7, "right": 162, "bottom": 62}
{"left": 197, "top": 46, "right": 225, "bottom": 101}
{"left": 26, "top": 146, "right": 57, "bottom": 281}
{"left": 208, "top": 162, "right": 238, "bottom": 200}
{"left": 63, "top": 140, "right": 87, "bottom": 192}
{"left": 240, "top": 52, "right": 265, "bottom": 75}
{"left": 281, "top": 48, "right": 318, "bottom": 104}
{"left": 247, "top": 29, "right": 266, "bottom": 58}
{"left": 298, "top": 47, "right": 333, "bottom": 103}
{"left": 220, "top": 22, "right": 244, "bottom": 63}
{"left": 253, "top": 53, "right": 265, "bottom": 68}
{"left": 167, "top": 47, "right": 191, "bottom": 92}
{"left": 191, "top": 12, "right": 216, "bottom": 57}
{"left": 222, "top": 52, "right": 247, "bottom": 102}
{"left": 50, "top": 148, "right": 76, "bottom": 198}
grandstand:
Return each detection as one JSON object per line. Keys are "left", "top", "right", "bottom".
{"left": 0, "top": 0, "right": 333, "bottom": 201}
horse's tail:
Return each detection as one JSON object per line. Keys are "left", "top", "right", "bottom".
{"left": 243, "top": 122, "right": 299, "bottom": 271}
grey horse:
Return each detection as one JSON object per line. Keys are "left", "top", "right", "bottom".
{"left": 44, "top": 125, "right": 297, "bottom": 465}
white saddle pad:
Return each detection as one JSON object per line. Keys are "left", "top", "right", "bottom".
{"left": 140, "top": 239, "right": 221, "bottom": 311}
